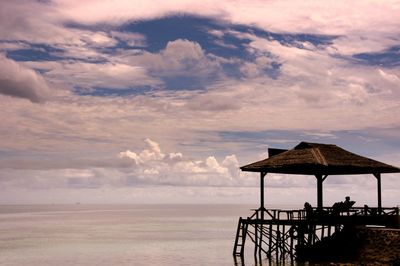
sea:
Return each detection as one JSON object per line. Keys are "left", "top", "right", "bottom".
{"left": 0, "top": 204, "right": 285, "bottom": 266}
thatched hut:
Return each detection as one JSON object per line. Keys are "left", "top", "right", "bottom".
{"left": 233, "top": 141, "right": 400, "bottom": 262}
{"left": 241, "top": 142, "right": 400, "bottom": 211}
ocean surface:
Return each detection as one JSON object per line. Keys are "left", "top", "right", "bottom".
{"left": 0, "top": 204, "right": 282, "bottom": 266}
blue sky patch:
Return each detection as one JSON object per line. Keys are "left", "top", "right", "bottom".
{"left": 162, "top": 75, "right": 213, "bottom": 91}
{"left": 5, "top": 43, "right": 64, "bottom": 61}
{"left": 353, "top": 46, "right": 400, "bottom": 67}
{"left": 73, "top": 86, "right": 154, "bottom": 97}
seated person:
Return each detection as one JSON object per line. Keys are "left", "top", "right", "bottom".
{"left": 332, "top": 196, "right": 355, "bottom": 214}
{"left": 343, "top": 196, "right": 356, "bottom": 209}
{"left": 304, "top": 202, "right": 313, "bottom": 218}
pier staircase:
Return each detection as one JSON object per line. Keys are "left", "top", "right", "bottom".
{"left": 233, "top": 217, "right": 248, "bottom": 257}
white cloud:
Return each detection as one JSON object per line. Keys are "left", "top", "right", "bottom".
{"left": 110, "top": 31, "right": 147, "bottom": 47}
{"left": 124, "top": 39, "right": 226, "bottom": 78}
{"left": 0, "top": 54, "right": 52, "bottom": 102}
{"left": 0, "top": 42, "right": 30, "bottom": 51}
{"left": 80, "top": 31, "right": 117, "bottom": 47}
{"left": 118, "top": 138, "right": 243, "bottom": 187}
{"left": 330, "top": 35, "right": 400, "bottom": 56}
{"left": 119, "top": 150, "right": 142, "bottom": 165}
{"left": 36, "top": 60, "right": 161, "bottom": 89}
{"left": 378, "top": 69, "right": 400, "bottom": 83}
{"left": 119, "top": 138, "right": 165, "bottom": 164}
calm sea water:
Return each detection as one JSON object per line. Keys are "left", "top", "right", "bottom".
{"left": 0, "top": 204, "right": 274, "bottom": 266}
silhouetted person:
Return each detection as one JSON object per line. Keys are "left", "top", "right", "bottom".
{"left": 343, "top": 196, "right": 355, "bottom": 209}
{"left": 304, "top": 202, "right": 313, "bottom": 218}
{"left": 332, "top": 196, "right": 356, "bottom": 215}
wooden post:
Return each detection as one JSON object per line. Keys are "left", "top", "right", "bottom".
{"left": 276, "top": 224, "right": 280, "bottom": 262}
{"left": 268, "top": 223, "right": 273, "bottom": 259}
{"left": 315, "top": 175, "right": 328, "bottom": 212}
{"left": 316, "top": 175, "right": 323, "bottom": 211}
{"left": 373, "top": 173, "right": 382, "bottom": 213}
{"left": 282, "top": 225, "right": 286, "bottom": 261}
{"left": 260, "top": 172, "right": 267, "bottom": 212}
{"left": 254, "top": 212, "right": 258, "bottom": 258}
{"left": 259, "top": 172, "right": 266, "bottom": 259}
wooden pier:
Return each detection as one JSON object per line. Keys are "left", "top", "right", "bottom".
{"left": 234, "top": 142, "right": 400, "bottom": 262}
{"left": 233, "top": 206, "right": 399, "bottom": 261}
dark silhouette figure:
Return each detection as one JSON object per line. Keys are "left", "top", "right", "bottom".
{"left": 332, "top": 196, "right": 356, "bottom": 215}
{"left": 343, "top": 196, "right": 355, "bottom": 209}
{"left": 304, "top": 202, "right": 313, "bottom": 218}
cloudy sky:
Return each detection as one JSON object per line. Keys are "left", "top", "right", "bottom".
{"left": 1, "top": 0, "right": 399, "bottom": 206}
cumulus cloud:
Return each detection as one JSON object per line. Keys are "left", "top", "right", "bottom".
{"left": 119, "top": 138, "right": 165, "bottom": 164}
{"left": 0, "top": 54, "right": 51, "bottom": 102}
{"left": 123, "top": 39, "right": 226, "bottom": 78}
{"left": 119, "top": 138, "right": 244, "bottom": 187}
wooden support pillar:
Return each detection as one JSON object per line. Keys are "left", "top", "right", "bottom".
{"left": 260, "top": 172, "right": 267, "bottom": 209}
{"left": 259, "top": 172, "right": 267, "bottom": 259}
{"left": 276, "top": 225, "right": 280, "bottom": 262}
{"left": 268, "top": 223, "right": 272, "bottom": 259}
{"left": 373, "top": 173, "right": 382, "bottom": 212}
{"left": 260, "top": 172, "right": 267, "bottom": 222}
{"left": 315, "top": 175, "right": 328, "bottom": 211}
{"left": 254, "top": 212, "right": 258, "bottom": 258}
{"left": 282, "top": 225, "right": 286, "bottom": 261}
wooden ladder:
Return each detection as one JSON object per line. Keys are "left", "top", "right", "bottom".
{"left": 233, "top": 217, "right": 248, "bottom": 257}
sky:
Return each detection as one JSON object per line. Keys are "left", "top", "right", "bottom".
{"left": 0, "top": 0, "right": 400, "bottom": 206}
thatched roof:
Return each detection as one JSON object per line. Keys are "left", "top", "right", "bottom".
{"left": 241, "top": 142, "right": 400, "bottom": 175}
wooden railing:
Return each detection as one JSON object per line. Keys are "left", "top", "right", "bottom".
{"left": 249, "top": 208, "right": 307, "bottom": 220}
{"left": 247, "top": 206, "right": 399, "bottom": 221}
